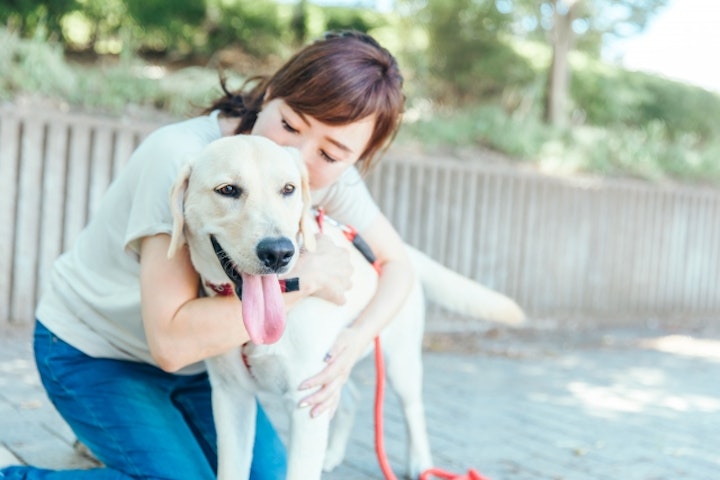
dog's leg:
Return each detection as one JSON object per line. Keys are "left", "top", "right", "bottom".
{"left": 286, "top": 394, "right": 332, "bottom": 480}
{"left": 382, "top": 283, "right": 433, "bottom": 478}
{"left": 207, "top": 352, "right": 258, "bottom": 480}
{"left": 323, "top": 378, "right": 360, "bottom": 472}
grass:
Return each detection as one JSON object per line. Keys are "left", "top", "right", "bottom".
{"left": 398, "top": 101, "right": 720, "bottom": 184}
{"left": 3, "top": 27, "right": 719, "bottom": 185}
{"left": 1, "top": 28, "right": 235, "bottom": 118}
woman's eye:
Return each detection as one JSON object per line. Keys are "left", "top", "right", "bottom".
{"left": 282, "top": 120, "right": 298, "bottom": 133}
{"left": 321, "top": 151, "right": 338, "bottom": 164}
{"left": 215, "top": 184, "right": 242, "bottom": 198}
{"left": 281, "top": 183, "right": 296, "bottom": 196}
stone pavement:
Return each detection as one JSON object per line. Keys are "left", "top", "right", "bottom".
{"left": 1, "top": 319, "right": 720, "bottom": 479}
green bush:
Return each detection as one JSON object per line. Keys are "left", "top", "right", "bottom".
{"left": 204, "top": 0, "right": 286, "bottom": 57}
{"left": 571, "top": 61, "right": 720, "bottom": 142}
{"left": 0, "top": 27, "right": 232, "bottom": 117}
{"left": 581, "top": 122, "right": 720, "bottom": 182}
{"left": 399, "top": 103, "right": 552, "bottom": 159}
{"left": 0, "top": 0, "right": 76, "bottom": 40}
{"left": 2, "top": 15, "right": 719, "bottom": 186}
{"left": 323, "top": 6, "right": 386, "bottom": 33}
{"left": 416, "top": 0, "right": 536, "bottom": 102}
{"left": 637, "top": 76, "right": 720, "bottom": 140}
{"left": 398, "top": 100, "right": 720, "bottom": 184}
{"left": 124, "top": 0, "right": 206, "bottom": 55}
{"left": 0, "top": 28, "right": 77, "bottom": 100}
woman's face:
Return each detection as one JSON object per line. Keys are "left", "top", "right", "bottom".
{"left": 251, "top": 98, "right": 375, "bottom": 191}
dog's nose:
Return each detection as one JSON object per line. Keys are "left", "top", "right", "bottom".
{"left": 256, "top": 237, "right": 295, "bottom": 271}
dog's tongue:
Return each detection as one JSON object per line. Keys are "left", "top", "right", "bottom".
{"left": 240, "top": 273, "right": 286, "bottom": 344}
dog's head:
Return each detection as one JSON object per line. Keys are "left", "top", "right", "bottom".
{"left": 167, "top": 135, "right": 315, "bottom": 344}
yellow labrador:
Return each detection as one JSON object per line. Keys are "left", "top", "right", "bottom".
{"left": 168, "top": 135, "right": 525, "bottom": 480}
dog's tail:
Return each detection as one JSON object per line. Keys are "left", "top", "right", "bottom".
{"left": 406, "top": 245, "right": 526, "bottom": 327}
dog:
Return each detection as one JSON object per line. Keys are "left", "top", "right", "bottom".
{"left": 167, "top": 135, "right": 525, "bottom": 480}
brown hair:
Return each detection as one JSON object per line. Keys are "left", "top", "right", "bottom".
{"left": 204, "top": 30, "right": 404, "bottom": 172}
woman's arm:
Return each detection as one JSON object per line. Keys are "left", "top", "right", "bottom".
{"left": 298, "top": 213, "right": 414, "bottom": 417}
{"left": 140, "top": 233, "right": 352, "bottom": 372}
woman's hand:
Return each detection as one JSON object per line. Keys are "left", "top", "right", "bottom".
{"left": 297, "top": 326, "right": 370, "bottom": 418}
{"left": 295, "top": 213, "right": 414, "bottom": 419}
{"left": 287, "top": 233, "right": 353, "bottom": 305}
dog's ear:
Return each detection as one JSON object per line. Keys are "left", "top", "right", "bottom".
{"left": 300, "top": 170, "right": 316, "bottom": 252}
{"left": 288, "top": 148, "right": 317, "bottom": 252}
{"left": 167, "top": 161, "right": 192, "bottom": 259}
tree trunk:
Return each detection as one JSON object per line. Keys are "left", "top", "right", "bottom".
{"left": 543, "top": 0, "right": 580, "bottom": 126}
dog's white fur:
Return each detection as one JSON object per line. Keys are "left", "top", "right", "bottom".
{"left": 168, "top": 135, "right": 525, "bottom": 480}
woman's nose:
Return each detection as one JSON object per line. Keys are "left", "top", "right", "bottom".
{"left": 295, "top": 142, "right": 315, "bottom": 162}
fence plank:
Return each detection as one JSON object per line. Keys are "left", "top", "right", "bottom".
{"left": 3, "top": 106, "right": 720, "bottom": 325}
{"left": 112, "top": 129, "right": 140, "bottom": 179}
{"left": 87, "top": 127, "right": 114, "bottom": 220}
{"left": 11, "top": 119, "right": 46, "bottom": 323}
{"left": 0, "top": 113, "right": 21, "bottom": 326}
{"left": 63, "top": 123, "right": 92, "bottom": 251}
{"left": 37, "top": 120, "right": 70, "bottom": 300}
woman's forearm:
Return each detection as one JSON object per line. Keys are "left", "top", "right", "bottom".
{"left": 349, "top": 255, "right": 414, "bottom": 348}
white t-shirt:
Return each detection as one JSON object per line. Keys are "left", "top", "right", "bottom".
{"left": 35, "top": 112, "right": 380, "bottom": 375}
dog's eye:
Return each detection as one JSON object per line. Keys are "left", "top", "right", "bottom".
{"left": 215, "top": 184, "right": 242, "bottom": 198}
{"left": 281, "top": 183, "right": 296, "bottom": 197}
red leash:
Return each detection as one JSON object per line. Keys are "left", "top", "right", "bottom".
{"left": 373, "top": 337, "right": 491, "bottom": 480}
{"left": 313, "top": 207, "right": 490, "bottom": 480}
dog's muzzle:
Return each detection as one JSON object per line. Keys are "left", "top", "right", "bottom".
{"left": 210, "top": 236, "right": 300, "bottom": 297}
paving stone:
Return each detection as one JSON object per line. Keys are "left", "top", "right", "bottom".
{"left": 2, "top": 322, "right": 719, "bottom": 479}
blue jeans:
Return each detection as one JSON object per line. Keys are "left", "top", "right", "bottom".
{"left": 0, "top": 321, "right": 287, "bottom": 480}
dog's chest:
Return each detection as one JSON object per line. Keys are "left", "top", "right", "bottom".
{"left": 242, "top": 347, "right": 293, "bottom": 394}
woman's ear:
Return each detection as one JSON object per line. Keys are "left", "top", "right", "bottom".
{"left": 167, "top": 162, "right": 192, "bottom": 258}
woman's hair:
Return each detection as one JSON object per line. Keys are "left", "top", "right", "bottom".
{"left": 204, "top": 30, "right": 405, "bottom": 172}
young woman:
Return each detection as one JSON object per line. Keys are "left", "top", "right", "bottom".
{"left": 1, "top": 30, "right": 412, "bottom": 479}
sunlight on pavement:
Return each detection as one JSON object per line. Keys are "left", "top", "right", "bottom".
{"left": 639, "top": 335, "right": 720, "bottom": 362}
{"left": 0, "top": 358, "right": 39, "bottom": 388}
{"left": 568, "top": 380, "right": 720, "bottom": 415}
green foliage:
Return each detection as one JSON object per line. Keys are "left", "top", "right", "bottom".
{"left": 571, "top": 62, "right": 720, "bottom": 142}
{"left": 61, "top": 0, "right": 127, "bottom": 53}
{"left": 636, "top": 76, "right": 720, "bottom": 140}
{"left": 322, "top": 6, "right": 386, "bottom": 33}
{"left": 69, "top": 61, "right": 161, "bottom": 112}
{"left": 124, "top": 0, "right": 206, "bottom": 54}
{"left": 413, "top": 0, "right": 536, "bottom": 102}
{"left": 204, "top": 0, "right": 285, "bottom": 57}
{"left": 398, "top": 101, "right": 720, "bottom": 184}
{"left": 0, "top": 27, "right": 232, "bottom": 117}
{"left": 399, "top": 103, "right": 553, "bottom": 159}
{"left": 508, "top": 0, "right": 670, "bottom": 56}
{"left": 0, "top": 28, "right": 77, "bottom": 100}
{"left": 1, "top": 0, "right": 719, "bottom": 186}
{"left": 0, "top": 0, "right": 77, "bottom": 40}
{"left": 579, "top": 123, "right": 720, "bottom": 182}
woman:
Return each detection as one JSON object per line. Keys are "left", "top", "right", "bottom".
{"left": 1, "top": 30, "right": 412, "bottom": 479}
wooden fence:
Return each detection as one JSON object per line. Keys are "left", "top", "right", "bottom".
{"left": 2, "top": 105, "right": 719, "bottom": 327}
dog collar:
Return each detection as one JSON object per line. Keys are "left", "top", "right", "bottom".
{"left": 205, "top": 278, "right": 300, "bottom": 297}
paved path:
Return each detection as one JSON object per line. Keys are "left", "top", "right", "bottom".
{"left": 2, "top": 321, "right": 719, "bottom": 479}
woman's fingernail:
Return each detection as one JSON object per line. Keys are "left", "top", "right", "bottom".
{"left": 299, "top": 401, "right": 309, "bottom": 408}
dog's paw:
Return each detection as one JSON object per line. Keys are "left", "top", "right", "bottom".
{"left": 322, "top": 447, "right": 345, "bottom": 472}
{"left": 407, "top": 455, "right": 434, "bottom": 480}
